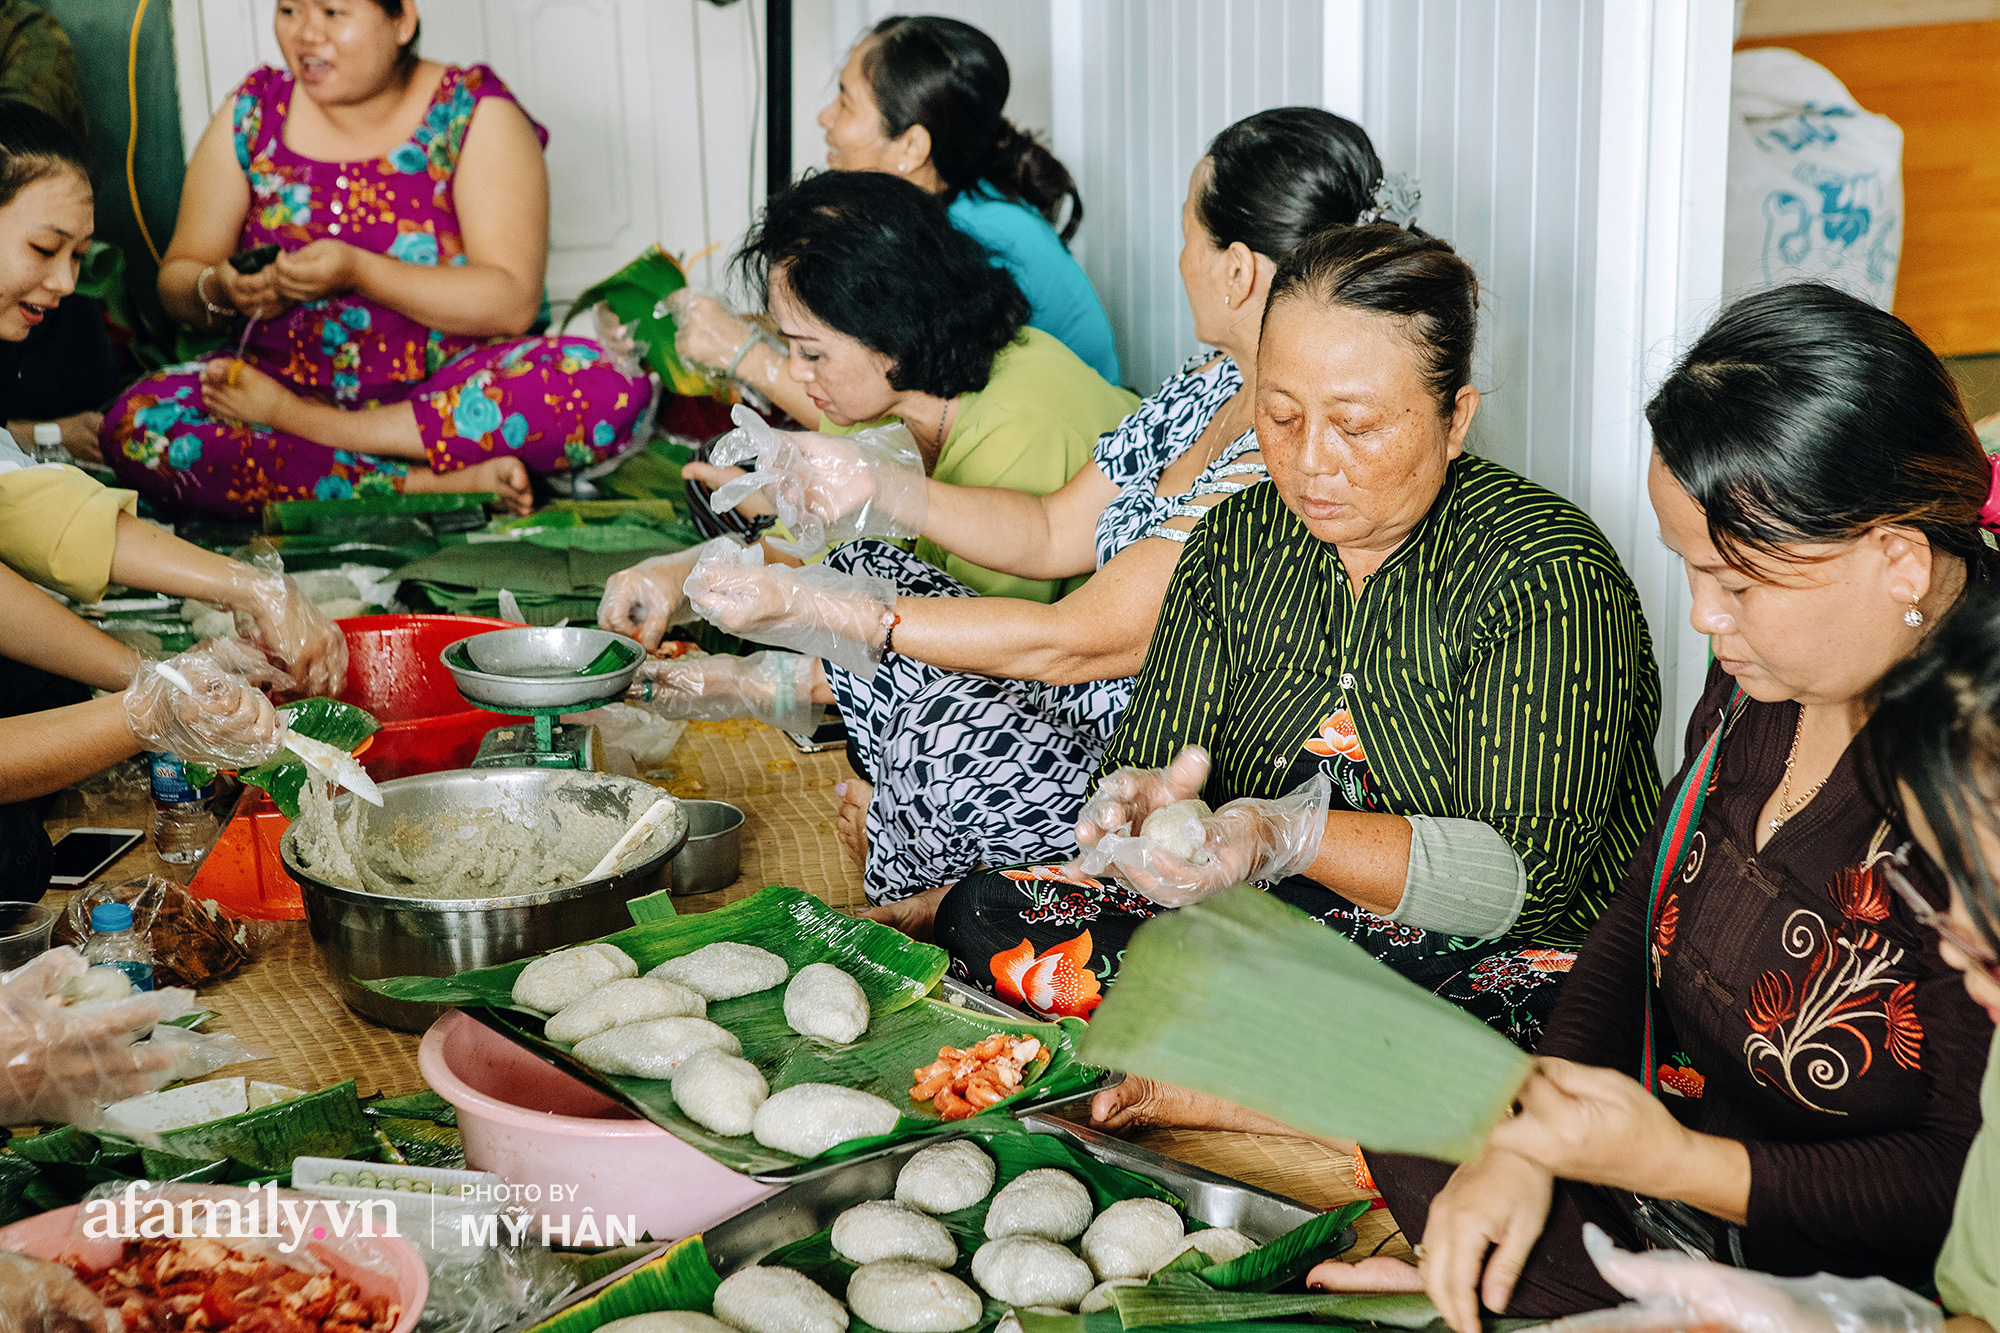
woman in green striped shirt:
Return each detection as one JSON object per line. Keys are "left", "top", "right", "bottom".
{"left": 933, "top": 224, "right": 1663, "bottom": 1048}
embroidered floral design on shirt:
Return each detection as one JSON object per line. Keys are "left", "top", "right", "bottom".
{"left": 1741, "top": 864, "right": 1923, "bottom": 1112}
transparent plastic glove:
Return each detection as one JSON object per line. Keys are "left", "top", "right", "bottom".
{"left": 683, "top": 541, "right": 896, "bottom": 679}
{"left": 1073, "top": 746, "right": 1214, "bottom": 849}
{"left": 216, "top": 561, "right": 348, "bottom": 698}
{"left": 667, "top": 289, "right": 778, "bottom": 387}
{"left": 0, "top": 948, "right": 199, "bottom": 1128}
{"left": 1523, "top": 1224, "right": 1945, "bottom": 1333}
{"left": 122, "top": 649, "right": 284, "bottom": 770}
{"left": 597, "top": 536, "right": 746, "bottom": 649}
{"left": 0, "top": 1251, "right": 119, "bottom": 1333}
{"left": 707, "top": 404, "right": 926, "bottom": 558}
{"left": 625, "top": 652, "right": 822, "bottom": 735}
{"left": 1071, "top": 769, "right": 1332, "bottom": 907}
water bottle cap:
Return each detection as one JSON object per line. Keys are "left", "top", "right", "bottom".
{"left": 31, "top": 423, "right": 60, "bottom": 447}
{"left": 90, "top": 903, "right": 134, "bottom": 932}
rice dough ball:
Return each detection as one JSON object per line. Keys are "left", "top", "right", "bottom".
{"left": 713, "top": 1266, "right": 849, "bottom": 1333}
{"left": 650, "top": 942, "right": 790, "bottom": 1001}
{"left": 831, "top": 1201, "right": 957, "bottom": 1267}
{"left": 1079, "top": 1280, "right": 1146, "bottom": 1314}
{"left": 599, "top": 1315, "right": 739, "bottom": 1333}
{"left": 845, "top": 1261, "right": 982, "bottom": 1333}
{"left": 1168, "top": 1226, "right": 1260, "bottom": 1268}
{"left": 1080, "top": 1198, "right": 1185, "bottom": 1279}
{"left": 784, "top": 963, "right": 871, "bottom": 1043}
{"left": 895, "top": 1139, "right": 996, "bottom": 1215}
{"left": 1139, "top": 799, "right": 1212, "bottom": 863}
{"left": 983, "top": 1168, "right": 1093, "bottom": 1242}
{"left": 573, "top": 1016, "right": 740, "bottom": 1079}
{"left": 672, "top": 1050, "right": 769, "bottom": 1137}
{"left": 970, "top": 1236, "right": 1094, "bottom": 1309}
{"left": 752, "top": 1083, "right": 901, "bottom": 1158}
{"left": 512, "top": 943, "right": 637, "bottom": 1012}
{"left": 545, "top": 977, "right": 708, "bottom": 1043}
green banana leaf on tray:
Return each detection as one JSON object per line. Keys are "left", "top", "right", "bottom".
{"left": 364, "top": 886, "right": 1109, "bottom": 1178}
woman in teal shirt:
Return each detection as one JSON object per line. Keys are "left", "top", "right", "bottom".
{"left": 675, "top": 17, "right": 1121, "bottom": 422}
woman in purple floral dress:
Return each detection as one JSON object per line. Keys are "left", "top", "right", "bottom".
{"left": 99, "top": 0, "right": 652, "bottom": 517}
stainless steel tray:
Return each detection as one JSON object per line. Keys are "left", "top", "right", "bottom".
{"left": 510, "top": 1116, "right": 1348, "bottom": 1331}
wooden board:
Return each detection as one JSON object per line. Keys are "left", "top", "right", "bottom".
{"left": 1739, "top": 21, "right": 2000, "bottom": 355}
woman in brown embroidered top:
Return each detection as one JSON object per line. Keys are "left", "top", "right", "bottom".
{"left": 1310, "top": 284, "right": 2000, "bottom": 1328}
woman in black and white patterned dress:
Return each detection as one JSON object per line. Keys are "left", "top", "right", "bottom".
{"left": 618, "top": 109, "right": 1389, "bottom": 916}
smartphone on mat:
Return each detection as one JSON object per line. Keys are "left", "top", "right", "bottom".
{"left": 48, "top": 828, "right": 143, "bottom": 886}
{"left": 785, "top": 717, "right": 849, "bottom": 754}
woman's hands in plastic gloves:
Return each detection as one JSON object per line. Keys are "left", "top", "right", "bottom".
{"left": 1068, "top": 747, "right": 1333, "bottom": 906}
{"left": 1524, "top": 1224, "right": 1945, "bottom": 1333}
{"left": 0, "top": 949, "right": 186, "bottom": 1127}
{"left": 122, "top": 647, "right": 284, "bottom": 770}
{"left": 598, "top": 537, "right": 745, "bottom": 650}
{"left": 667, "top": 289, "right": 764, "bottom": 380}
{"left": 0, "top": 1252, "right": 118, "bottom": 1333}
{"left": 214, "top": 564, "right": 347, "bottom": 698}
{"left": 626, "top": 652, "right": 822, "bottom": 736}
{"left": 683, "top": 540, "right": 897, "bottom": 679}
{"left": 705, "top": 405, "right": 928, "bottom": 558}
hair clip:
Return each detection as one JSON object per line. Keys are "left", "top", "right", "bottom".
{"left": 1356, "top": 172, "right": 1421, "bottom": 230}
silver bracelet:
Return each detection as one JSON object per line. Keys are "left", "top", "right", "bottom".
{"left": 195, "top": 266, "right": 232, "bottom": 321}
{"left": 724, "top": 326, "right": 782, "bottom": 381}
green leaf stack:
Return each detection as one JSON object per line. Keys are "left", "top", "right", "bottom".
{"left": 1080, "top": 887, "right": 1532, "bottom": 1163}
{"left": 365, "top": 886, "right": 1105, "bottom": 1175}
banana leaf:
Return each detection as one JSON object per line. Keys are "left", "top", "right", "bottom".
{"left": 372, "top": 1117, "right": 465, "bottom": 1169}
{"left": 236, "top": 699, "right": 382, "bottom": 819}
{"left": 561, "top": 244, "right": 721, "bottom": 399}
{"left": 1079, "top": 888, "right": 1532, "bottom": 1164}
{"left": 363, "top": 1090, "right": 457, "bottom": 1126}
{"left": 364, "top": 886, "right": 1106, "bottom": 1177}
{"left": 525, "top": 1234, "right": 720, "bottom": 1333}
{"left": 1109, "top": 1287, "right": 1441, "bottom": 1330}
{"left": 148, "top": 1079, "right": 376, "bottom": 1173}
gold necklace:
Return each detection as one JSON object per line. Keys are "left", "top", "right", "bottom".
{"left": 1769, "top": 708, "right": 1831, "bottom": 833}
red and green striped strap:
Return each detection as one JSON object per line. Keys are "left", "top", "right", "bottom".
{"left": 1640, "top": 687, "right": 1745, "bottom": 1094}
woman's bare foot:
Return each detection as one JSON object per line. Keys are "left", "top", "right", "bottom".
{"left": 855, "top": 881, "right": 949, "bottom": 942}
{"left": 833, "top": 778, "right": 873, "bottom": 868}
{"left": 1089, "top": 1073, "right": 1307, "bottom": 1136}
{"left": 406, "top": 456, "right": 532, "bottom": 515}
{"left": 199, "top": 358, "right": 299, "bottom": 431}
{"left": 1306, "top": 1257, "right": 1423, "bottom": 1293}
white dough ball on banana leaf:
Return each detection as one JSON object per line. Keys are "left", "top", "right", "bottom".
{"left": 545, "top": 976, "right": 708, "bottom": 1043}
{"left": 831, "top": 1201, "right": 957, "bottom": 1267}
{"left": 895, "top": 1139, "right": 995, "bottom": 1215}
{"left": 712, "top": 1266, "right": 849, "bottom": 1333}
{"left": 752, "top": 1083, "right": 900, "bottom": 1157}
{"left": 1080, "top": 1198, "right": 1184, "bottom": 1279}
{"left": 1167, "top": 1226, "right": 1260, "bottom": 1268}
{"left": 983, "top": 1168, "right": 1092, "bottom": 1242}
{"left": 572, "top": 1015, "right": 740, "bottom": 1079}
{"left": 599, "top": 1315, "right": 738, "bottom": 1333}
{"left": 671, "top": 1049, "right": 769, "bottom": 1137}
{"left": 512, "top": 943, "right": 637, "bottom": 1012}
{"left": 1079, "top": 1280, "right": 1147, "bottom": 1314}
{"left": 783, "top": 963, "right": 870, "bottom": 1043}
{"left": 970, "top": 1236, "right": 1094, "bottom": 1309}
{"left": 845, "top": 1261, "right": 982, "bottom": 1333}
{"left": 650, "top": 942, "right": 790, "bottom": 1000}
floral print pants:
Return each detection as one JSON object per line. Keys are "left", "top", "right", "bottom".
{"left": 933, "top": 865, "right": 1574, "bottom": 1042}
{"left": 103, "top": 334, "right": 653, "bottom": 518}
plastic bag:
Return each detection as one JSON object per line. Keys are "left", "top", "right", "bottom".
{"left": 1523, "top": 1223, "right": 1944, "bottom": 1333}
{"left": 707, "top": 404, "right": 926, "bottom": 558}
{"left": 0, "top": 1251, "right": 118, "bottom": 1333}
{"left": 565, "top": 702, "right": 688, "bottom": 779}
{"left": 55, "top": 876, "right": 253, "bottom": 989}
{"left": 683, "top": 539, "right": 897, "bottom": 679}
{"left": 1725, "top": 48, "right": 1903, "bottom": 311}
{"left": 626, "top": 651, "right": 822, "bottom": 735}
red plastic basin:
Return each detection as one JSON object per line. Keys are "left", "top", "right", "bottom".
{"left": 336, "top": 614, "right": 526, "bottom": 779}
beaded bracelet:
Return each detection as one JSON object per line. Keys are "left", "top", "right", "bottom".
{"left": 195, "top": 266, "right": 231, "bottom": 321}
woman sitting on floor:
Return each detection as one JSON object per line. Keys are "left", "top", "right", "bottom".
{"left": 95, "top": 0, "right": 652, "bottom": 517}
{"left": 927, "top": 224, "right": 1663, "bottom": 1039}
{"left": 1306, "top": 284, "right": 1998, "bottom": 1327}
{"left": 604, "top": 108, "right": 1385, "bottom": 908}
{"left": 673, "top": 13, "right": 1120, "bottom": 417}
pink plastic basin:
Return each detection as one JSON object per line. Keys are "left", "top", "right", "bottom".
{"left": 0, "top": 1194, "right": 426, "bottom": 1332}
{"left": 419, "top": 1010, "right": 776, "bottom": 1241}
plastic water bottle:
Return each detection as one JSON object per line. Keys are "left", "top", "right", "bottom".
{"left": 149, "top": 751, "right": 218, "bottom": 865}
{"left": 30, "top": 422, "right": 65, "bottom": 465}
{"left": 83, "top": 903, "right": 154, "bottom": 992}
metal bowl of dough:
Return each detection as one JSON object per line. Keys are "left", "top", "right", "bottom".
{"left": 280, "top": 769, "right": 688, "bottom": 1032}
{"left": 441, "top": 627, "right": 644, "bottom": 710}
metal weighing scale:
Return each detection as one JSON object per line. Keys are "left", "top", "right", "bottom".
{"left": 439, "top": 627, "right": 645, "bottom": 772}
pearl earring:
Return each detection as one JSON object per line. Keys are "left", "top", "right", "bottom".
{"left": 1904, "top": 597, "right": 1925, "bottom": 628}
{"left": 897, "top": 163, "right": 908, "bottom": 173}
